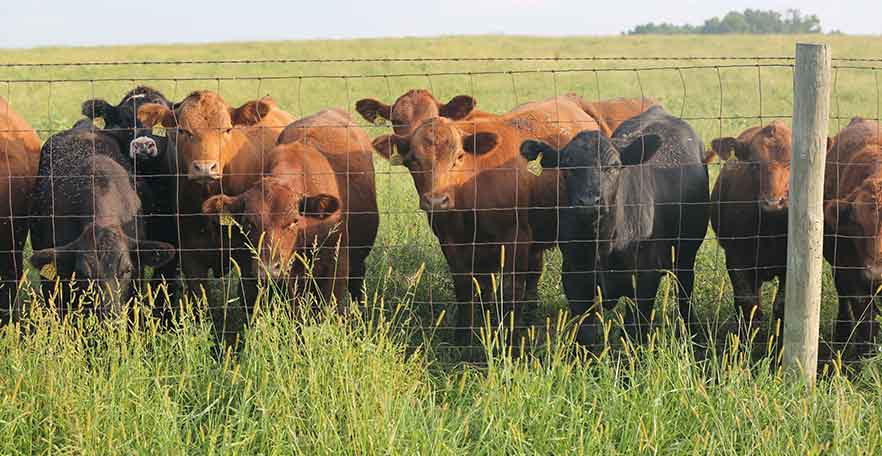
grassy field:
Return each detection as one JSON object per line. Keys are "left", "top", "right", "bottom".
{"left": 2, "top": 34, "right": 882, "bottom": 453}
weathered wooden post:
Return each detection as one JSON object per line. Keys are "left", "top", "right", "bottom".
{"left": 784, "top": 42, "right": 832, "bottom": 384}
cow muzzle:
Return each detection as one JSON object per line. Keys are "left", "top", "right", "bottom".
{"left": 863, "top": 264, "right": 882, "bottom": 282}
{"left": 189, "top": 160, "right": 221, "bottom": 181}
{"left": 420, "top": 192, "right": 452, "bottom": 211}
{"left": 130, "top": 136, "right": 158, "bottom": 160}
{"left": 575, "top": 194, "right": 603, "bottom": 209}
{"left": 760, "top": 196, "right": 788, "bottom": 212}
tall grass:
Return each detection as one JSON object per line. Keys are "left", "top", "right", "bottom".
{"left": 1, "top": 274, "right": 881, "bottom": 454}
{"left": 3, "top": 35, "right": 882, "bottom": 453}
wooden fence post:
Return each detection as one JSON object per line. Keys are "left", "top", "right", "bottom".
{"left": 784, "top": 42, "right": 832, "bottom": 384}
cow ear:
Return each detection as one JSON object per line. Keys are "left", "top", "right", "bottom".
{"left": 619, "top": 134, "right": 662, "bottom": 166}
{"left": 131, "top": 239, "right": 176, "bottom": 268}
{"left": 299, "top": 194, "right": 341, "bottom": 220}
{"left": 710, "top": 137, "right": 738, "bottom": 161}
{"left": 439, "top": 95, "right": 476, "bottom": 120}
{"left": 231, "top": 98, "right": 274, "bottom": 126}
{"left": 462, "top": 132, "right": 498, "bottom": 156}
{"left": 138, "top": 104, "right": 176, "bottom": 128}
{"left": 202, "top": 194, "right": 242, "bottom": 217}
{"left": 372, "top": 134, "right": 410, "bottom": 163}
{"left": 848, "top": 116, "right": 865, "bottom": 127}
{"left": 81, "top": 99, "right": 115, "bottom": 122}
{"left": 520, "top": 139, "right": 560, "bottom": 168}
{"left": 355, "top": 98, "right": 392, "bottom": 125}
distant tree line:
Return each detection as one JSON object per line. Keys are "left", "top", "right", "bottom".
{"left": 628, "top": 9, "right": 823, "bottom": 35}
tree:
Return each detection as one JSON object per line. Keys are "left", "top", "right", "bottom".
{"left": 626, "top": 9, "right": 824, "bottom": 35}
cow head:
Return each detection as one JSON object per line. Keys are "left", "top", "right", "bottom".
{"left": 137, "top": 91, "right": 275, "bottom": 184}
{"left": 356, "top": 89, "right": 477, "bottom": 136}
{"left": 201, "top": 178, "right": 342, "bottom": 282}
{"left": 373, "top": 117, "right": 499, "bottom": 211}
{"left": 826, "top": 178, "right": 882, "bottom": 282}
{"left": 521, "top": 130, "right": 662, "bottom": 217}
{"left": 81, "top": 86, "right": 171, "bottom": 160}
{"left": 29, "top": 223, "right": 175, "bottom": 317}
{"left": 711, "top": 121, "right": 794, "bottom": 212}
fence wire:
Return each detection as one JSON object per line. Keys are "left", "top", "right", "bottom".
{"left": 0, "top": 57, "right": 880, "bottom": 362}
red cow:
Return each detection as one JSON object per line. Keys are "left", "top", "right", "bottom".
{"left": 0, "top": 97, "right": 41, "bottom": 322}
{"left": 824, "top": 117, "right": 882, "bottom": 360}
{"left": 137, "top": 91, "right": 294, "bottom": 345}
{"left": 709, "top": 121, "right": 793, "bottom": 342}
{"left": 202, "top": 109, "right": 378, "bottom": 310}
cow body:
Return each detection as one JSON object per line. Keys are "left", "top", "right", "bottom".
{"left": 204, "top": 109, "right": 378, "bottom": 309}
{"left": 709, "top": 122, "right": 793, "bottom": 340}
{"left": 0, "top": 97, "right": 42, "bottom": 321}
{"left": 28, "top": 127, "right": 175, "bottom": 317}
{"left": 823, "top": 117, "right": 882, "bottom": 359}
{"left": 137, "top": 91, "right": 295, "bottom": 346}
{"left": 560, "top": 96, "right": 659, "bottom": 137}
{"left": 521, "top": 106, "right": 709, "bottom": 347}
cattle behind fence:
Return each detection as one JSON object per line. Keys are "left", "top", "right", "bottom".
{"left": 1, "top": 46, "right": 881, "bottom": 377}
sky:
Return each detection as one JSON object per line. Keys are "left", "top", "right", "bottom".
{"left": 0, "top": 0, "right": 878, "bottom": 48}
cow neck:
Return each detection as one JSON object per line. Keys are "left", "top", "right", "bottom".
{"left": 600, "top": 164, "right": 657, "bottom": 253}
{"left": 219, "top": 128, "right": 270, "bottom": 194}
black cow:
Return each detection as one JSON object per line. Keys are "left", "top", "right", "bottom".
{"left": 520, "top": 106, "right": 709, "bottom": 347}
{"left": 81, "top": 86, "right": 180, "bottom": 308}
{"left": 28, "top": 124, "right": 176, "bottom": 318}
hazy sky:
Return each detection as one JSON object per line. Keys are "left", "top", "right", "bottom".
{"left": 1, "top": 0, "right": 879, "bottom": 48}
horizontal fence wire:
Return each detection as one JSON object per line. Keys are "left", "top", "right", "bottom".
{"left": 0, "top": 57, "right": 880, "bottom": 361}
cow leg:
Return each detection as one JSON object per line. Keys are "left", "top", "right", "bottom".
{"left": 769, "top": 274, "right": 786, "bottom": 357}
{"left": 148, "top": 260, "right": 180, "bottom": 325}
{"left": 441, "top": 240, "right": 478, "bottom": 348}
{"left": 0, "top": 249, "right": 21, "bottom": 324}
{"left": 849, "top": 295, "right": 878, "bottom": 361}
{"left": 347, "top": 245, "right": 369, "bottom": 305}
{"left": 321, "top": 247, "right": 349, "bottom": 315}
{"left": 181, "top": 253, "right": 244, "bottom": 352}
{"left": 623, "top": 270, "right": 663, "bottom": 346}
{"left": 674, "top": 244, "right": 701, "bottom": 338}
{"left": 524, "top": 247, "right": 544, "bottom": 305}
{"left": 498, "top": 231, "right": 531, "bottom": 345}
{"left": 0, "top": 220, "right": 28, "bottom": 324}
{"left": 561, "top": 245, "right": 602, "bottom": 349}
{"left": 729, "top": 266, "right": 761, "bottom": 340}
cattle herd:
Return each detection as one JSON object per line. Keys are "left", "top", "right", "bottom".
{"left": 0, "top": 86, "right": 880, "bottom": 359}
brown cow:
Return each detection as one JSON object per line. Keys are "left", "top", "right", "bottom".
{"left": 355, "top": 89, "right": 492, "bottom": 136}
{"left": 137, "top": 91, "right": 295, "bottom": 345}
{"left": 709, "top": 121, "right": 793, "bottom": 342}
{"left": 559, "top": 96, "right": 659, "bottom": 137}
{"left": 823, "top": 117, "right": 882, "bottom": 360}
{"left": 0, "top": 97, "right": 41, "bottom": 322}
{"left": 202, "top": 109, "right": 378, "bottom": 310}
{"left": 372, "top": 96, "right": 602, "bottom": 343}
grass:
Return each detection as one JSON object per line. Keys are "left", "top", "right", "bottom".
{"left": 1, "top": 34, "right": 882, "bottom": 453}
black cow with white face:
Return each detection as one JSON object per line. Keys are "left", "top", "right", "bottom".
{"left": 81, "top": 86, "right": 180, "bottom": 310}
{"left": 521, "top": 106, "right": 709, "bottom": 347}
{"left": 29, "top": 126, "right": 176, "bottom": 318}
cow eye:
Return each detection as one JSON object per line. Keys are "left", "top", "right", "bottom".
{"left": 224, "top": 127, "right": 233, "bottom": 134}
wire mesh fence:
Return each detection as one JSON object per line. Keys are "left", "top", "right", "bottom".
{"left": 1, "top": 55, "right": 881, "bottom": 363}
